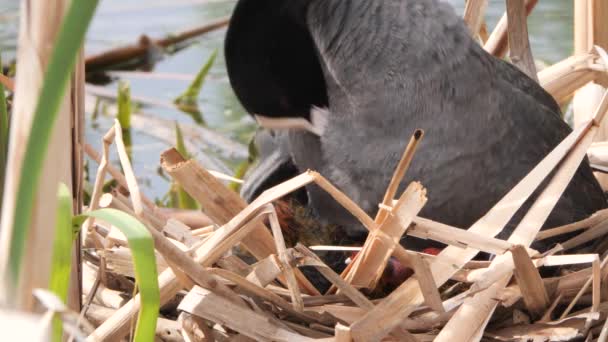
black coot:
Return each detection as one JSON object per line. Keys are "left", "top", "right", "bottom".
{"left": 225, "top": 0, "right": 607, "bottom": 251}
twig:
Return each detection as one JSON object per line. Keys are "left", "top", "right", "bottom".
{"left": 484, "top": 0, "right": 539, "bottom": 57}
{"left": 506, "top": 0, "right": 538, "bottom": 81}
{"left": 84, "top": 143, "right": 159, "bottom": 212}
{"left": 536, "top": 208, "right": 608, "bottom": 241}
{"left": 347, "top": 182, "right": 427, "bottom": 289}
{"left": 375, "top": 129, "right": 424, "bottom": 224}
{"left": 86, "top": 16, "right": 230, "bottom": 70}
{"left": 266, "top": 204, "right": 304, "bottom": 311}
{"left": 463, "top": 0, "right": 488, "bottom": 38}
{"left": 112, "top": 119, "right": 143, "bottom": 216}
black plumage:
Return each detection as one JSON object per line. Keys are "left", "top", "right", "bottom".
{"left": 226, "top": 0, "right": 606, "bottom": 250}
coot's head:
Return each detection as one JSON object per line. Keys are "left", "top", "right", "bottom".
{"left": 225, "top": 0, "right": 327, "bottom": 122}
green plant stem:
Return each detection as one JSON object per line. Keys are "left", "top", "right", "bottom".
{"left": 49, "top": 183, "right": 74, "bottom": 342}
{"left": 73, "top": 209, "right": 159, "bottom": 342}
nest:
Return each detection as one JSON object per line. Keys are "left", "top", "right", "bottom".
{"left": 78, "top": 2, "right": 608, "bottom": 341}
{"left": 80, "top": 108, "right": 608, "bottom": 341}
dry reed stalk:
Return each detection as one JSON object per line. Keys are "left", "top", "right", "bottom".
{"left": 349, "top": 120, "right": 592, "bottom": 341}
{"left": 536, "top": 208, "right": 608, "bottom": 241}
{"left": 68, "top": 48, "right": 86, "bottom": 312}
{"left": 266, "top": 204, "right": 304, "bottom": 311}
{"left": 599, "top": 314, "right": 608, "bottom": 341}
{"left": 87, "top": 304, "right": 182, "bottom": 341}
{"left": 85, "top": 16, "right": 230, "bottom": 70}
{"left": 157, "top": 208, "right": 213, "bottom": 229}
{"left": 82, "top": 126, "right": 122, "bottom": 285}
{"left": 161, "top": 148, "right": 319, "bottom": 295}
{"left": 82, "top": 264, "right": 125, "bottom": 309}
{"left": 207, "top": 268, "right": 324, "bottom": 325}
{"left": 561, "top": 219, "right": 608, "bottom": 251}
{"left": 178, "top": 286, "right": 315, "bottom": 342}
{"left": 573, "top": 1, "right": 608, "bottom": 190}
{"left": 409, "top": 253, "right": 444, "bottom": 313}
{"left": 506, "top": 0, "right": 538, "bottom": 81}
{"left": 295, "top": 245, "right": 374, "bottom": 311}
{"left": 538, "top": 53, "right": 598, "bottom": 104}
{"left": 375, "top": 129, "right": 423, "bottom": 224}
{"left": 510, "top": 245, "right": 550, "bottom": 318}
{"left": 244, "top": 255, "right": 282, "bottom": 286}
{"left": 410, "top": 217, "right": 513, "bottom": 255}
{"left": 84, "top": 143, "right": 159, "bottom": 212}
{"left": 177, "top": 312, "right": 208, "bottom": 342}
{"left": 484, "top": 0, "right": 538, "bottom": 57}
{"left": 334, "top": 324, "right": 352, "bottom": 342}
{"left": 112, "top": 119, "right": 143, "bottom": 216}
{"left": 434, "top": 94, "right": 608, "bottom": 341}
{"left": 551, "top": 254, "right": 605, "bottom": 318}
{"left": 346, "top": 182, "right": 427, "bottom": 289}
{"left": 311, "top": 171, "right": 421, "bottom": 289}
{"left": 592, "top": 0, "right": 608, "bottom": 87}
{"left": 84, "top": 127, "right": 115, "bottom": 250}
{"left": 462, "top": 0, "right": 488, "bottom": 38}
{"left": 0, "top": 0, "right": 79, "bottom": 310}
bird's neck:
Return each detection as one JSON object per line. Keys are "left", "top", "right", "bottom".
{"left": 306, "top": 0, "right": 474, "bottom": 82}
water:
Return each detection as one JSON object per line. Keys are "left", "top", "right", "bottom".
{"left": 0, "top": 0, "right": 574, "bottom": 202}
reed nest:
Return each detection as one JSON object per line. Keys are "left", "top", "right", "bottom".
{"left": 72, "top": 1, "right": 608, "bottom": 341}
{"left": 81, "top": 108, "right": 608, "bottom": 341}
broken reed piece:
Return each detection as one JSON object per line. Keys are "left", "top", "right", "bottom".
{"left": 549, "top": 254, "right": 605, "bottom": 318}
{"left": 560, "top": 219, "right": 608, "bottom": 251}
{"left": 84, "top": 142, "right": 159, "bottom": 212}
{"left": 266, "top": 204, "right": 304, "bottom": 311}
{"left": 410, "top": 217, "right": 513, "bottom": 255}
{"left": 294, "top": 244, "right": 374, "bottom": 311}
{"left": 484, "top": 0, "right": 538, "bottom": 57}
{"left": 84, "top": 127, "right": 116, "bottom": 249}
{"left": 334, "top": 323, "right": 352, "bottom": 342}
{"left": 346, "top": 182, "right": 427, "bottom": 289}
{"left": 462, "top": 0, "right": 488, "bottom": 40}
{"left": 510, "top": 245, "right": 550, "bottom": 319}
{"left": 409, "top": 253, "right": 444, "bottom": 314}
{"left": 85, "top": 16, "right": 230, "bottom": 71}
{"left": 349, "top": 119, "right": 593, "bottom": 341}
{"left": 506, "top": 0, "right": 538, "bottom": 82}
{"left": 535, "top": 207, "right": 608, "bottom": 241}
{"left": 245, "top": 254, "right": 282, "bottom": 287}
{"left": 375, "top": 129, "right": 424, "bottom": 224}
{"left": 178, "top": 286, "right": 314, "bottom": 342}
{"left": 160, "top": 148, "right": 319, "bottom": 295}
{"left": 206, "top": 267, "right": 324, "bottom": 325}
{"left": 112, "top": 119, "right": 143, "bottom": 216}
{"left": 538, "top": 53, "right": 599, "bottom": 105}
